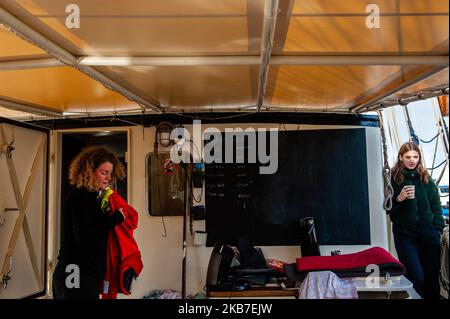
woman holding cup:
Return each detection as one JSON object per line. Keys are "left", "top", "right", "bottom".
{"left": 389, "top": 142, "right": 445, "bottom": 299}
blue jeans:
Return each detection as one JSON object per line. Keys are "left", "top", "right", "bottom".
{"left": 393, "top": 224, "right": 442, "bottom": 299}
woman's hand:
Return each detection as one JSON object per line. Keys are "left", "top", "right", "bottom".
{"left": 397, "top": 186, "right": 414, "bottom": 202}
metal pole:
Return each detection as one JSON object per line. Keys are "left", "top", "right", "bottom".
{"left": 0, "top": 98, "right": 62, "bottom": 117}
{"left": 271, "top": 55, "right": 449, "bottom": 66}
{"left": 0, "top": 58, "right": 63, "bottom": 70}
{"left": 351, "top": 66, "right": 448, "bottom": 113}
{"left": 367, "top": 88, "right": 450, "bottom": 112}
{"left": 256, "top": 0, "right": 279, "bottom": 111}
{"left": 181, "top": 164, "right": 188, "bottom": 298}
{"left": 76, "top": 55, "right": 449, "bottom": 67}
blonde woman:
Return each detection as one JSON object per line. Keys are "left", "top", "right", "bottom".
{"left": 53, "top": 146, "right": 126, "bottom": 299}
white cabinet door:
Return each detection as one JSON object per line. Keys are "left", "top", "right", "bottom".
{"left": 0, "top": 119, "right": 48, "bottom": 298}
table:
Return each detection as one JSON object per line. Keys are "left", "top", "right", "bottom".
{"left": 206, "top": 286, "right": 298, "bottom": 299}
{"left": 353, "top": 275, "right": 413, "bottom": 299}
{"left": 206, "top": 276, "right": 413, "bottom": 299}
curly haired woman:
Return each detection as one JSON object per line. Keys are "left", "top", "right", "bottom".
{"left": 52, "top": 146, "right": 126, "bottom": 299}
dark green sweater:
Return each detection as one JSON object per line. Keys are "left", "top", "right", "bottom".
{"left": 388, "top": 169, "right": 445, "bottom": 231}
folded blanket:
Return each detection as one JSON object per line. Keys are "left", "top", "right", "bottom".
{"left": 298, "top": 271, "right": 358, "bottom": 299}
{"left": 288, "top": 247, "right": 405, "bottom": 279}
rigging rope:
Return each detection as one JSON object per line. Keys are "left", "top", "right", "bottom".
{"left": 428, "top": 159, "right": 448, "bottom": 171}
{"left": 436, "top": 160, "right": 448, "bottom": 186}
{"left": 440, "top": 108, "right": 449, "bottom": 155}
{"left": 377, "top": 111, "right": 394, "bottom": 211}
{"left": 430, "top": 128, "right": 440, "bottom": 177}
{"left": 420, "top": 132, "right": 440, "bottom": 144}
{"left": 434, "top": 97, "right": 449, "bottom": 185}
{"left": 403, "top": 104, "right": 420, "bottom": 145}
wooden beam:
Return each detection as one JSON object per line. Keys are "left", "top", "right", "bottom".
{"left": 21, "top": 136, "right": 46, "bottom": 288}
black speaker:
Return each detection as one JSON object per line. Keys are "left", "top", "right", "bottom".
{"left": 191, "top": 205, "right": 206, "bottom": 220}
{"left": 192, "top": 162, "right": 205, "bottom": 188}
{"left": 205, "top": 244, "right": 235, "bottom": 291}
{"left": 299, "top": 217, "right": 321, "bottom": 257}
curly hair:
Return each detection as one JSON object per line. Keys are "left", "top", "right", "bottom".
{"left": 392, "top": 141, "right": 430, "bottom": 185}
{"left": 68, "top": 146, "right": 126, "bottom": 192}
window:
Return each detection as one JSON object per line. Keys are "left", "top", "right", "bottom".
{"left": 146, "top": 152, "right": 186, "bottom": 216}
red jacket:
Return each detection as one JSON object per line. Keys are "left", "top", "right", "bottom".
{"left": 101, "top": 191, "right": 143, "bottom": 299}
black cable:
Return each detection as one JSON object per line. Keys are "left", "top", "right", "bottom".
{"left": 430, "top": 129, "right": 440, "bottom": 177}
{"left": 64, "top": 116, "right": 141, "bottom": 126}
{"left": 192, "top": 184, "right": 203, "bottom": 203}
{"left": 175, "top": 138, "right": 204, "bottom": 203}
{"left": 183, "top": 138, "right": 202, "bottom": 163}
{"left": 173, "top": 112, "right": 257, "bottom": 121}
{"left": 181, "top": 165, "right": 203, "bottom": 205}
{"left": 403, "top": 105, "right": 420, "bottom": 145}
{"left": 420, "top": 132, "right": 440, "bottom": 144}
{"left": 427, "top": 159, "right": 447, "bottom": 171}
{"left": 155, "top": 153, "right": 168, "bottom": 237}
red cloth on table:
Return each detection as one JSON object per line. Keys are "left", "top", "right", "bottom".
{"left": 296, "top": 247, "right": 405, "bottom": 276}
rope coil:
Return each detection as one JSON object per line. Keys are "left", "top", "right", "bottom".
{"left": 378, "top": 111, "right": 394, "bottom": 211}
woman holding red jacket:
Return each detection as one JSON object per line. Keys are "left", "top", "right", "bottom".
{"left": 52, "top": 146, "right": 126, "bottom": 299}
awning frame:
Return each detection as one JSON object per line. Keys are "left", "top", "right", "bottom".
{"left": 0, "top": 7, "right": 163, "bottom": 113}
{"left": 0, "top": 3, "right": 448, "bottom": 116}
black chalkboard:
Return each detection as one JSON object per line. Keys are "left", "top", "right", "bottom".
{"left": 205, "top": 129, "right": 370, "bottom": 246}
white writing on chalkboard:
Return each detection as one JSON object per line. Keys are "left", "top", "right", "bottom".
{"left": 166, "top": 121, "right": 279, "bottom": 175}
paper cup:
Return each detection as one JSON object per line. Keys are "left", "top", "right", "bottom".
{"left": 408, "top": 185, "right": 415, "bottom": 199}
